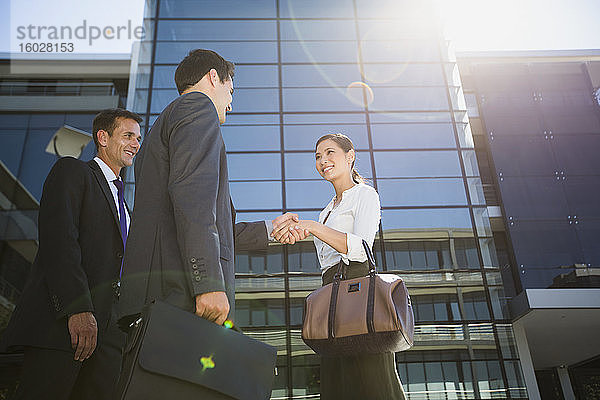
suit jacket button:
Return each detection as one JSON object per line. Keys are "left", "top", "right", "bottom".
{"left": 117, "top": 252, "right": 123, "bottom": 259}
{"left": 195, "top": 276, "right": 201, "bottom": 281}
{"left": 190, "top": 257, "right": 197, "bottom": 263}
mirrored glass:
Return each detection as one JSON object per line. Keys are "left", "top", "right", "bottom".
{"left": 222, "top": 125, "right": 280, "bottom": 151}
{"left": 499, "top": 176, "right": 568, "bottom": 219}
{"left": 283, "top": 124, "right": 368, "bottom": 150}
{"left": 461, "top": 150, "right": 480, "bottom": 177}
{"left": 381, "top": 209, "right": 473, "bottom": 236}
{"left": 18, "top": 129, "right": 60, "bottom": 200}
{"left": 281, "top": 41, "right": 358, "bottom": 63}
{"left": 285, "top": 180, "right": 334, "bottom": 209}
{"left": 155, "top": 41, "right": 278, "bottom": 64}
{"left": 160, "top": 0, "right": 276, "bottom": 17}
{"left": 374, "top": 151, "right": 462, "bottom": 178}
{"left": 467, "top": 178, "right": 486, "bottom": 205}
{"left": 362, "top": 63, "right": 444, "bottom": 86}
{"left": 282, "top": 64, "right": 362, "bottom": 88}
{"left": 369, "top": 87, "right": 448, "bottom": 112}
{"left": 232, "top": 88, "right": 279, "bottom": 113}
{"left": 378, "top": 178, "right": 467, "bottom": 207}
{"left": 280, "top": 20, "right": 356, "bottom": 41}
{"left": 283, "top": 87, "right": 364, "bottom": 112}
{"left": 227, "top": 153, "right": 281, "bottom": 180}
{"left": 371, "top": 123, "right": 456, "bottom": 149}
{"left": 280, "top": 0, "right": 354, "bottom": 18}
{"left": 284, "top": 113, "right": 365, "bottom": 125}
{"left": 360, "top": 40, "right": 440, "bottom": 63}
{"left": 0, "top": 130, "right": 27, "bottom": 175}
{"left": 157, "top": 20, "right": 277, "bottom": 41}
{"left": 149, "top": 89, "right": 178, "bottom": 113}
{"left": 456, "top": 122, "right": 475, "bottom": 148}
{"left": 230, "top": 181, "right": 282, "bottom": 210}
{"left": 369, "top": 112, "right": 451, "bottom": 123}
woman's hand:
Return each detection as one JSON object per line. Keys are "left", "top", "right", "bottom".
{"left": 272, "top": 219, "right": 311, "bottom": 244}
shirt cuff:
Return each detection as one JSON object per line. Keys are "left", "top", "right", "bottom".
{"left": 341, "top": 232, "right": 368, "bottom": 264}
{"left": 264, "top": 219, "right": 275, "bottom": 242}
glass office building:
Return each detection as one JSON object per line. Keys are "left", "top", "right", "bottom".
{"left": 459, "top": 51, "right": 600, "bottom": 400}
{"left": 125, "top": 1, "right": 528, "bottom": 398}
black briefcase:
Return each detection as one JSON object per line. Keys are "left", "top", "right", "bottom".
{"left": 116, "top": 300, "right": 277, "bottom": 400}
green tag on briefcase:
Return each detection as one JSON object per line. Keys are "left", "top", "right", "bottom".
{"left": 116, "top": 300, "right": 277, "bottom": 400}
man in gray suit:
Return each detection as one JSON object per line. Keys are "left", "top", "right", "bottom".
{"left": 119, "top": 49, "right": 305, "bottom": 327}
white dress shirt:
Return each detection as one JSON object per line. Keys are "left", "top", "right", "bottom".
{"left": 94, "top": 156, "right": 130, "bottom": 231}
{"left": 313, "top": 183, "right": 381, "bottom": 272}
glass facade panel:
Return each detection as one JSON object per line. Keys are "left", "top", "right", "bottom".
{"left": 374, "top": 151, "right": 462, "bottom": 178}
{"left": 371, "top": 123, "right": 456, "bottom": 149}
{"left": 221, "top": 125, "right": 280, "bottom": 151}
{"left": 155, "top": 41, "right": 278, "bottom": 63}
{"left": 283, "top": 124, "right": 369, "bottom": 151}
{"left": 378, "top": 178, "right": 468, "bottom": 207}
{"left": 157, "top": 20, "right": 277, "bottom": 40}
{"left": 159, "top": 0, "right": 277, "bottom": 18}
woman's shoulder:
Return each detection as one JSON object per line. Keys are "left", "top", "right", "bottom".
{"left": 354, "top": 182, "right": 379, "bottom": 197}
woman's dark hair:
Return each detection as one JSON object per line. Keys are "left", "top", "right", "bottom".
{"left": 174, "top": 49, "right": 235, "bottom": 94}
{"left": 315, "top": 133, "right": 364, "bottom": 184}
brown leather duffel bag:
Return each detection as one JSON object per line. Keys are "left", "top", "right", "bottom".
{"left": 302, "top": 240, "right": 414, "bottom": 356}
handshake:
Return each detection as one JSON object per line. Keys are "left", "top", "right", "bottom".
{"left": 269, "top": 212, "right": 312, "bottom": 245}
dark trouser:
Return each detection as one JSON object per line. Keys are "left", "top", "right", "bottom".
{"left": 319, "top": 261, "right": 407, "bottom": 400}
{"left": 12, "top": 300, "right": 126, "bottom": 400}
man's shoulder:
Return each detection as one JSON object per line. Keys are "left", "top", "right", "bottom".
{"left": 51, "top": 157, "right": 90, "bottom": 174}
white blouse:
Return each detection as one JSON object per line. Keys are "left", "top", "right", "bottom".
{"left": 313, "top": 183, "right": 381, "bottom": 272}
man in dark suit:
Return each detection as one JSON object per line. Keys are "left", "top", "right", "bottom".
{"left": 119, "top": 49, "right": 306, "bottom": 327}
{"left": 0, "top": 109, "right": 142, "bottom": 399}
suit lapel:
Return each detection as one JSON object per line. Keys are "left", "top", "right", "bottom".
{"left": 87, "top": 160, "right": 121, "bottom": 232}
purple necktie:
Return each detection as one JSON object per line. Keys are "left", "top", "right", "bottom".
{"left": 113, "top": 179, "right": 128, "bottom": 277}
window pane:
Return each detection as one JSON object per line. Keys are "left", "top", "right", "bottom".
{"left": 155, "top": 41, "right": 278, "bottom": 64}
{"left": 281, "top": 41, "right": 358, "bottom": 63}
{"left": 369, "top": 87, "right": 448, "bottom": 111}
{"left": 381, "top": 209, "right": 473, "bottom": 234}
{"left": 227, "top": 154, "right": 281, "bottom": 180}
{"left": 222, "top": 125, "right": 280, "bottom": 151}
{"left": 280, "top": 0, "right": 354, "bottom": 18}
{"left": 231, "top": 88, "right": 279, "bottom": 113}
{"left": 283, "top": 124, "right": 368, "bottom": 150}
{"left": 282, "top": 64, "right": 362, "bottom": 88}
{"left": 374, "top": 151, "right": 462, "bottom": 178}
{"left": 378, "top": 178, "right": 467, "bottom": 207}
{"left": 362, "top": 63, "right": 444, "bottom": 86}
{"left": 230, "top": 181, "right": 282, "bottom": 209}
{"left": 283, "top": 88, "right": 364, "bottom": 112}
{"left": 285, "top": 180, "right": 333, "bottom": 209}
{"left": 157, "top": 20, "right": 277, "bottom": 40}
{"left": 361, "top": 40, "right": 440, "bottom": 62}
{"left": 160, "top": 0, "right": 276, "bottom": 17}
{"left": 371, "top": 123, "right": 456, "bottom": 149}
{"left": 280, "top": 20, "right": 356, "bottom": 41}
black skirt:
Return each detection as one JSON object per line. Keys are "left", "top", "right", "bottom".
{"left": 319, "top": 261, "right": 407, "bottom": 400}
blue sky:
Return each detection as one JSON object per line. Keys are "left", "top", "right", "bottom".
{"left": 1, "top": 0, "right": 599, "bottom": 55}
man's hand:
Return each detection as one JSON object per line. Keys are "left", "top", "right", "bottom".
{"left": 271, "top": 213, "right": 310, "bottom": 244}
{"left": 195, "top": 291, "right": 230, "bottom": 325}
{"left": 68, "top": 312, "right": 97, "bottom": 361}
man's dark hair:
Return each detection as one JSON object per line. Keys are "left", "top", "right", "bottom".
{"left": 174, "top": 49, "right": 235, "bottom": 95}
{"left": 92, "top": 108, "right": 143, "bottom": 151}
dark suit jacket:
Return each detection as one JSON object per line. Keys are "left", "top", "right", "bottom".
{"left": 1, "top": 158, "right": 125, "bottom": 352}
{"left": 118, "top": 92, "right": 268, "bottom": 322}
